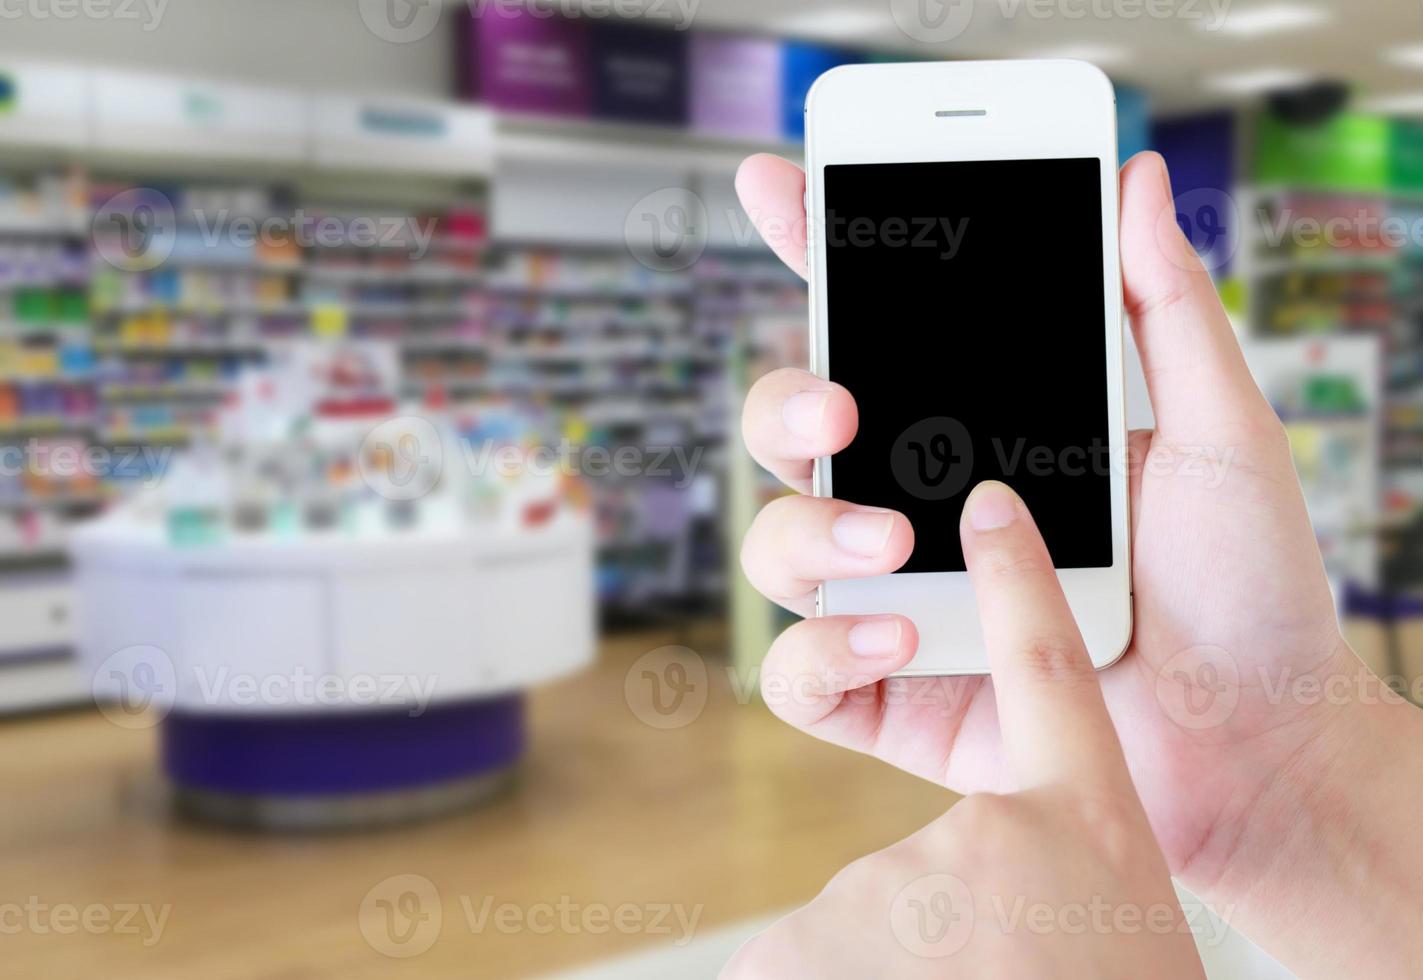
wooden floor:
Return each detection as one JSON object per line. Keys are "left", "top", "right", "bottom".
{"left": 0, "top": 625, "right": 956, "bottom": 979}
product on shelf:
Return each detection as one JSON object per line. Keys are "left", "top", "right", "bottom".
{"left": 1246, "top": 179, "right": 1423, "bottom": 570}
{"left": 109, "top": 343, "right": 587, "bottom": 549}
{"left": 0, "top": 163, "right": 775, "bottom": 609}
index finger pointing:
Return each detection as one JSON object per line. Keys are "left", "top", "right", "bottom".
{"left": 959, "top": 481, "right": 1130, "bottom": 791}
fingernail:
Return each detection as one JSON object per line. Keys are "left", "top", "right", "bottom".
{"left": 848, "top": 618, "right": 902, "bottom": 658}
{"left": 1155, "top": 152, "right": 1175, "bottom": 201}
{"left": 782, "top": 391, "right": 830, "bottom": 440}
{"left": 832, "top": 511, "right": 895, "bottom": 557}
{"left": 965, "top": 482, "right": 1020, "bottom": 532}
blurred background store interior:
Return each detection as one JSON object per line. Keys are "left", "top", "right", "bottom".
{"left": 2, "top": 1, "right": 1423, "bottom": 977}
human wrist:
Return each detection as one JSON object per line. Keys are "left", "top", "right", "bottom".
{"left": 1189, "top": 642, "right": 1423, "bottom": 977}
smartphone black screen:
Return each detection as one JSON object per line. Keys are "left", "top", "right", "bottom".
{"left": 823, "top": 158, "right": 1112, "bottom": 573}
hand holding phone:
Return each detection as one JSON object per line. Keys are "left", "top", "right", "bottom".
{"left": 736, "top": 143, "right": 1363, "bottom": 965}
{"left": 725, "top": 482, "right": 1205, "bottom": 980}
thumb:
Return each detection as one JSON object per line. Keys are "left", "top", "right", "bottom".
{"left": 1120, "top": 151, "right": 1274, "bottom": 445}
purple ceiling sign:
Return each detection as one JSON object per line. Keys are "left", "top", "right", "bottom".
{"left": 689, "top": 34, "right": 782, "bottom": 141}
{"left": 472, "top": 7, "right": 592, "bottom": 118}
{"left": 590, "top": 21, "right": 688, "bottom": 126}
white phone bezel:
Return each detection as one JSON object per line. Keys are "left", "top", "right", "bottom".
{"left": 805, "top": 60, "right": 1132, "bottom": 675}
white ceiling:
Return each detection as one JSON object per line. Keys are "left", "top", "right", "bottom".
{"left": 574, "top": 0, "right": 1423, "bottom": 115}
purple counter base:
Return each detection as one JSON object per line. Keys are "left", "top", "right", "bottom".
{"left": 160, "top": 696, "right": 525, "bottom": 829}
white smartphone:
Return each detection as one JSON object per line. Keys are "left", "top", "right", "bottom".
{"left": 805, "top": 60, "right": 1132, "bottom": 675}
